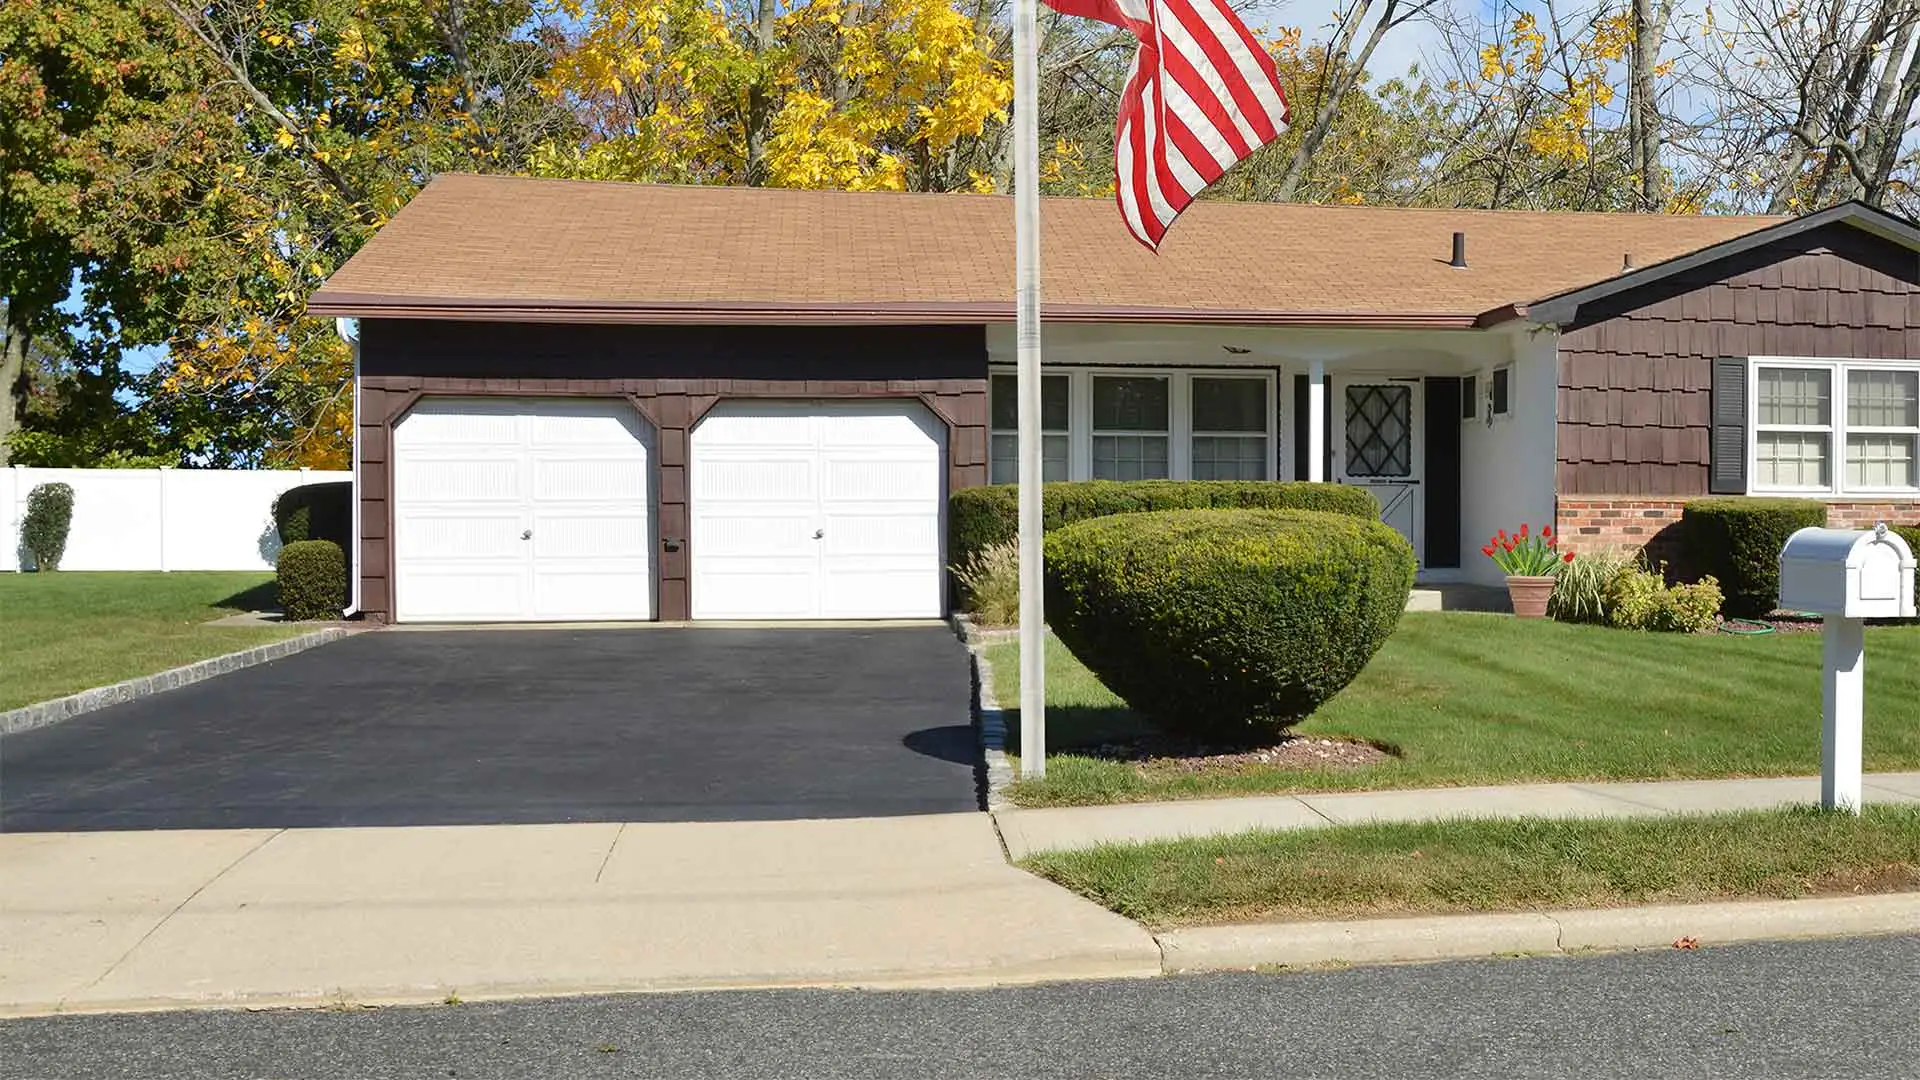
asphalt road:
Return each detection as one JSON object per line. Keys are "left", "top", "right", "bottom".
{"left": 3, "top": 935, "right": 1916, "bottom": 1079}
{"left": 1, "top": 626, "right": 978, "bottom": 830}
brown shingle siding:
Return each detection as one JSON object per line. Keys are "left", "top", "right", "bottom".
{"left": 1558, "top": 223, "right": 1920, "bottom": 496}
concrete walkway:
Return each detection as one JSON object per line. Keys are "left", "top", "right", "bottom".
{"left": 0, "top": 814, "right": 1159, "bottom": 1017}
{"left": 993, "top": 772, "right": 1920, "bottom": 859}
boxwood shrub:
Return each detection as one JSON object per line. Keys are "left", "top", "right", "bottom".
{"left": 1681, "top": 497, "right": 1826, "bottom": 617}
{"left": 21, "top": 482, "right": 75, "bottom": 571}
{"left": 277, "top": 539, "right": 347, "bottom": 621}
{"left": 1043, "top": 508, "right": 1416, "bottom": 742}
{"left": 273, "top": 481, "right": 353, "bottom": 551}
{"left": 950, "top": 480, "right": 1379, "bottom": 578}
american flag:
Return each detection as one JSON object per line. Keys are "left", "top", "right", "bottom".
{"left": 1043, "top": 0, "right": 1291, "bottom": 250}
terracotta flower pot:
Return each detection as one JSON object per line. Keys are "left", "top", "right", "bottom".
{"left": 1505, "top": 575, "right": 1555, "bottom": 619}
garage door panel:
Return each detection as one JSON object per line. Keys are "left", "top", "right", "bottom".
{"left": 396, "top": 457, "right": 522, "bottom": 503}
{"left": 530, "top": 456, "right": 649, "bottom": 502}
{"left": 529, "top": 512, "right": 652, "bottom": 559}
{"left": 398, "top": 512, "right": 526, "bottom": 560}
{"left": 395, "top": 398, "right": 654, "bottom": 623}
{"left": 690, "top": 401, "right": 943, "bottom": 620}
{"left": 400, "top": 569, "right": 529, "bottom": 621}
{"left": 531, "top": 568, "right": 654, "bottom": 620}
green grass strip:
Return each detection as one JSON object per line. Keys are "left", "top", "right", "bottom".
{"left": 1021, "top": 806, "right": 1920, "bottom": 929}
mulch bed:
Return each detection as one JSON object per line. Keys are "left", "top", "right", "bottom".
{"left": 1063, "top": 733, "right": 1392, "bottom": 777}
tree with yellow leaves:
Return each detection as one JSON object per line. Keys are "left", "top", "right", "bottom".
{"left": 533, "top": 0, "right": 1011, "bottom": 192}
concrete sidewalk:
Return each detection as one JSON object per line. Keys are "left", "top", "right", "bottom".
{"left": 0, "top": 814, "right": 1159, "bottom": 1017}
{"left": 993, "top": 771, "right": 1920, "bottom": 859}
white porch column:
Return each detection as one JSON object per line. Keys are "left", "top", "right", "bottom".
{"left": 1307, "top": 359, "right": 1326, "bottom": 482}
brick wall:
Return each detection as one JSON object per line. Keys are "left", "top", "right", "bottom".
{"left": 1556, "top": 495, "right": 1920, "bottom": 574}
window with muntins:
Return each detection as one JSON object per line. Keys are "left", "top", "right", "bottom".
{"left": 1092, "top": 375, "right": 1171, "bottom": 480}
{"left": 988, "top": 373, "right": 1069, "bottom": 483}
{"left": 1189, "top": 377, "right": 1268, "bottom": 480}
{"left": 1751, "top": 359, "right": 1920, "bottom": 495}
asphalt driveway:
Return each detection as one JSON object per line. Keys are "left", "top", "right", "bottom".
{"left": 0, "top": 626, "right": 979, "bottom": 831}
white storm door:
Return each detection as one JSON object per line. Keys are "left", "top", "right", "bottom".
{"left": 689, "top": 404, "right": 822, "bottom": 619}
{"left": 393, "top": 400, "right": 531, "bottom": 621}
{"left": 1333, "top": 378, "right": 1425, "bottom": 562}
{"left": 526, "top": 402, "right": 655, "bottom": 620}
{"left": 816, "top": 406, "right": 945, "bottom": 619}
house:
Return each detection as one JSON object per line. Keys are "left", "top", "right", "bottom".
{"left": 308, "top": 174, "right": 1920, "bottom": 623}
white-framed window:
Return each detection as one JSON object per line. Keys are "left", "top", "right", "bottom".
{"left": 986, "top": 367, "right": 1276, "bottom": 482}
{"left": 1189, "top": 376, "right": 1270, "bottom": 480}
{"left": 1750, "top": 357, "right": 1920, "bottom": 496}
{"left": 1091, "top": 374, "right": 1171, "bottom": 480}
{"left": 989, "top": 372, "right": 1069, "bottom": 483}
{"left": 1491, "top": 365, "right": 1512, "bottom": 417}
{"left": 1460, "top": 374, "right": 1478, "bottom": 422}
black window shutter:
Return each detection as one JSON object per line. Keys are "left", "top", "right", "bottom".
{"left": 1709, "top": 357, "right": 1748, "bottom": 494}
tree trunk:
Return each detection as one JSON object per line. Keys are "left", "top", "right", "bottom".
{"left": 1629, "top": 0, "right": 1671, "bottom": 210}
{"left": 1866, "top": 21, "right": 1920, "bottom": 202}
{"left": 1270, "top": 0, "right": 1417, "bottom": 202}
{"left": 0, "top": 314, "right": 24, "bottom": 466}
{"left": 742, "top": 0, "right": 780, "bottom": 184}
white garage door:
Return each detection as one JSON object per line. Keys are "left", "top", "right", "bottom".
{"left": 690, "top": 401, "right": 944, "bottom": 620}
{"left": 392, "top": 398, "right": 654, "bottom": 622}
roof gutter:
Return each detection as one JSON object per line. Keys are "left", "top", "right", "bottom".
{"left": 307, "top": 292, "right": 1494, "bottom": 330}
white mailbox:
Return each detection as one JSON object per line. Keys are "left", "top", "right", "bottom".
{"left": 1778, "top": 524, "right": 1916, "bottom": 619}
{"left": 1776, "top": 522, "right": 1914, "bottom": 814}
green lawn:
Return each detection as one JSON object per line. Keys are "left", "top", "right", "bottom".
{"left": 988, "top": 613, "right": 1920, "bottom": 806}
{"left": 1021, "top": 806, "right": 1920, "bottom": 928}
{"left": 0, "top": 572, "right": 307, "bottom": 711}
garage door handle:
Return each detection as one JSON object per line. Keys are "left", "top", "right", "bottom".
{"left": 813, "top": 529, "right": 824, "bottom": 540}
{"left": 521, "top": 529, "right": 533, "bottom": 540}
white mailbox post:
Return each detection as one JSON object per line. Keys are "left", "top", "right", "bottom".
{"left": 1777, "top": 523, "right": 1916, "bottom": 812}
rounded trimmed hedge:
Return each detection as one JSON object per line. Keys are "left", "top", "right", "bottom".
{"left": 950, "top": 480, "right": 1380, "bottom": 579}
{"left": 1043, "top": 508, "right": 1416, "bottom": 742}
{"left": 274, "top": 481, "right": 353, "bottom": 551}
{"left": 277, "top": 540, "right": 347, "bottom": 621}
{"left": 1681, "top": 497, "right": 1826, "bottom": 618}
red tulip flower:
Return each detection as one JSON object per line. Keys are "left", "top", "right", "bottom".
{"left": 1563, "top": 551, "right": 1576, "bottom": 563}
{"left": 1541, "top": 524, "right": 1553, "bottom": 539}
{"left": 1503, "top": 539, "right": 1516, "bottom": 552}
{"left": 1482, "top": 545, "right": 1496, "bottom": 557}
{"left": 1519, "top": 523, "right": 1529, "bottom": 539}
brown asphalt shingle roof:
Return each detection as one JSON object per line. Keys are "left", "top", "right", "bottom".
{"left": 309, "top": 173, "right": 1784, "bottom": 328}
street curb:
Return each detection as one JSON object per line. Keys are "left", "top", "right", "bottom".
{"left": 952, "top": 616, "right": 1016, "bottom": 812}
{"left": 1155, "top": 892, "right": 1920, "bottom": 972}
{"left": 0, "top": 627, "right": 361, "bottom": 736}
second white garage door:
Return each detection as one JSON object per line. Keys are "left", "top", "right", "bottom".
{"left": 392, "top": 398, "right": 654, "bottom": 622}
{"left": 690, "top": 401, "right": 944, "bottom": 620}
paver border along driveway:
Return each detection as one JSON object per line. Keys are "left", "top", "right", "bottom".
{"left": 0, "top": 626, "right": 978, "bottom": 831}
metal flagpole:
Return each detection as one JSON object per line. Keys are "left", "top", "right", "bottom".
{"left": 1013, "top": 0, "right": 1046, "bottom": 778}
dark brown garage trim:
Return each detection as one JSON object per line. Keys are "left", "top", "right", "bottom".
{"left": 357, "top": 321, "right": 989, "bottom": 622}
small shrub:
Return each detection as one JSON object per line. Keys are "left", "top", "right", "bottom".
{"left": 276, "top": 540, "right": 347, "bottom": 621}
{"left": 953, "top": 540, "right": 1020, "bottom": 626}
{"left": 1682, "top": 497, "right": 1826, "bottom": 618}
{"left": 1549, "top": 548, "right": 1635, "bottom": 624}
{"left": 273, "top": 481, "right": 353, "bottom": 550}
{"left": 21, "top": 482, "right": 75, "bottom": 571}
{"left": 1604, "top": 561, "right": 1723, "bottom": 633}
{"left": 949, "top": 480, "right": 1379, "bottom": 574}
{"left": 1044, "top": 508, "right": 1416, "bottom": 742}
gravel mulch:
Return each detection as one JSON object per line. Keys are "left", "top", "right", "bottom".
{"left": 1062, "top": 733, "right": 1393, "bottom": 777}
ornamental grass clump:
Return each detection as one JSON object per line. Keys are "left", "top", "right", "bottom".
{"left": 952, "top": 540, "right": 1020, "bottom": 626}
{"left": 1043, "top": 508, "right": 1415, "bottom": 743}
{"left": 1479, "top": 523, "right": 1572, "bottom": 577}
{"left": 1549, "top": 548, "right": 1636, "bottom": 623}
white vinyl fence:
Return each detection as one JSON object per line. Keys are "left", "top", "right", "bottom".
{"left": 3, "top": 466, "right": 352, "bottom": 572}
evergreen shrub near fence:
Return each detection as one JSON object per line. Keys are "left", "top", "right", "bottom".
{"left": 21, "top": 482, "right": 75, "bottom": 571}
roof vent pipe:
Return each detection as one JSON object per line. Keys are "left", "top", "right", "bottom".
{"left": 1449, "top": 231, "right": 1467, "bottom": 269}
